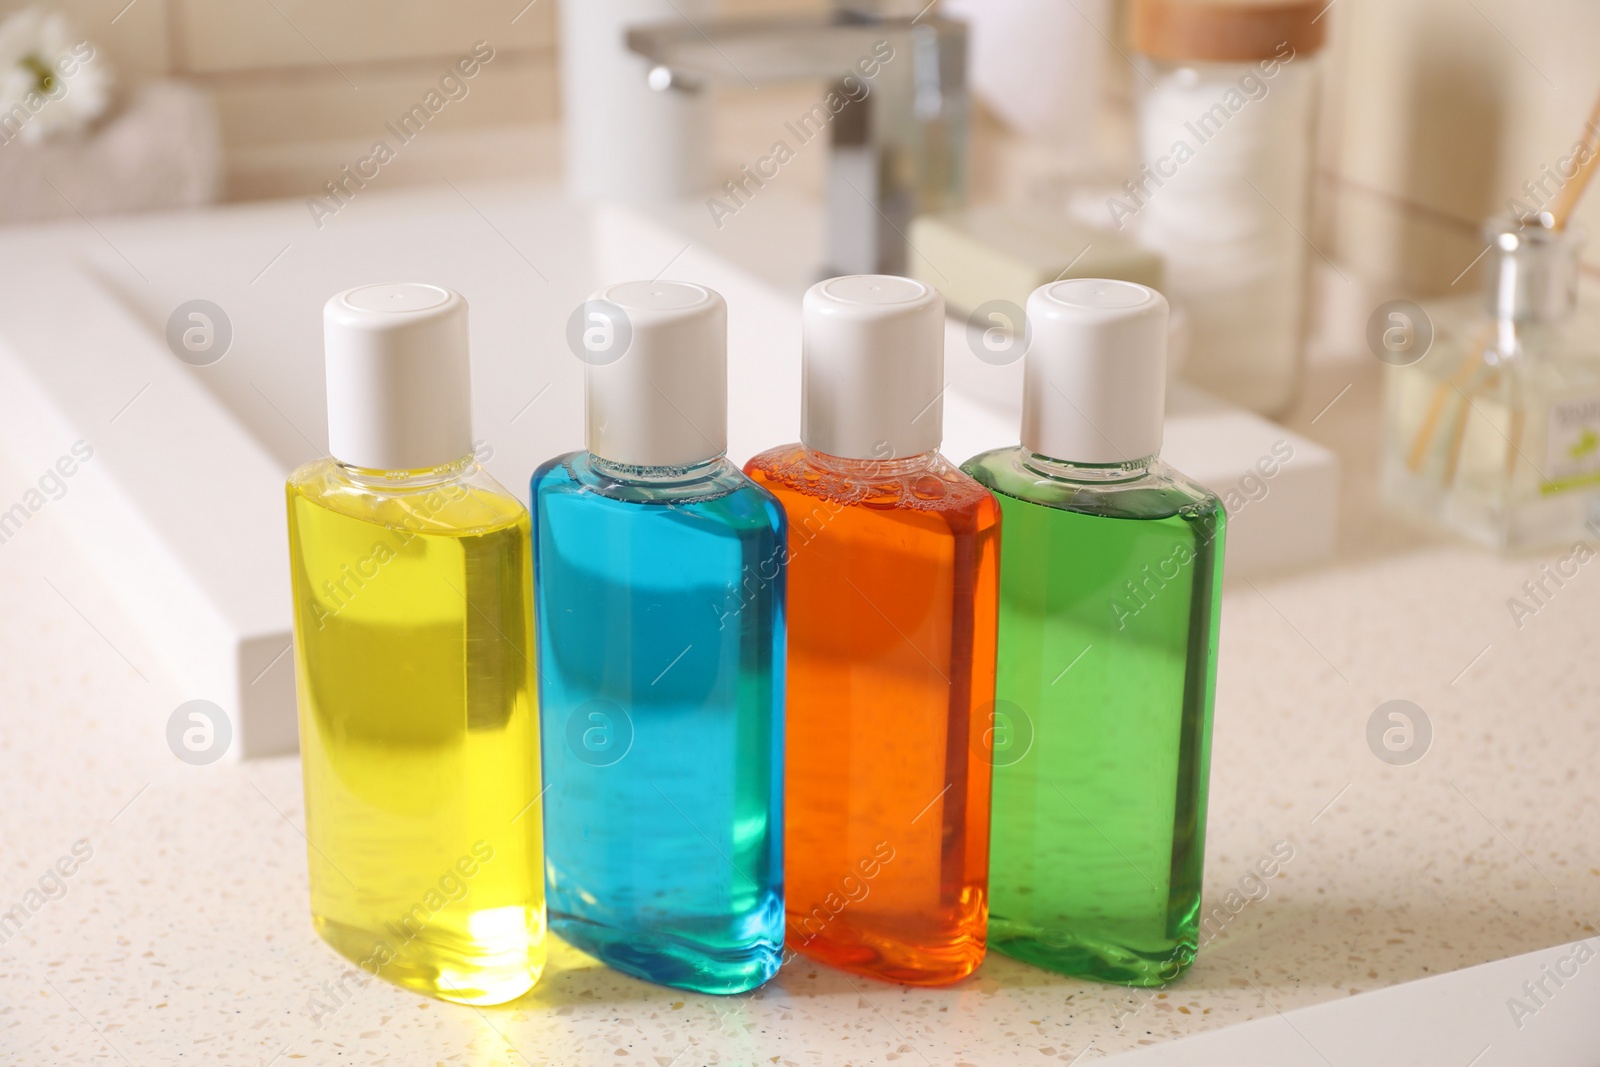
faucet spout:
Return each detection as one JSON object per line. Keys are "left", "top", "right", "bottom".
{"left": 626, "top": 9, "right": 968, "bottom": 277}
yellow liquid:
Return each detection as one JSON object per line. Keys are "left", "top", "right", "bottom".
{"left": 286, "top": 459, "right": 545, "bottom": 1005}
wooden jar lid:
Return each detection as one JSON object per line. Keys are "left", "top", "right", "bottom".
{"left": 1131, "top": 0, "right": 1327, "bottom": 62}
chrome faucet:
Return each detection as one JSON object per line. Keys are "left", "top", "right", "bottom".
{"left": 627, "top": 0, "right": 969, "bottom": 277}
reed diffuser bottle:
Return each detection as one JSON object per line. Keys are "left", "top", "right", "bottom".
{"left": 963, "top": 280, "right": 1225, "bottom": 987}
{"left": 1382, "top": 217, "right": 1600, "bottom": 549}
{"left": 286, "top": 284, "right": 545, "bottom": 1005}
{"left": 746, "top": 275, "right": 1000, "bottom": 986}
{"left": 532, "top": 282, "right": 786, "bottom": 994}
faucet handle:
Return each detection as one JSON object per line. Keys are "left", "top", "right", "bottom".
{"left": 833, "top": 0, "right": 934, "bottom": 19}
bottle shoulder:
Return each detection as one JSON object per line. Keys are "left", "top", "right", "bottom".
{"left": 532, "top": 452, "right": 785, "bottom": 532}
{"left": 288, "top": 456, "right": 528, "bottom": 536}
{"left": 963, "top": 446, "right": 1223, "bottom": 523}
{"left": 745, "top": 443, "right": 997, "bottom": 521}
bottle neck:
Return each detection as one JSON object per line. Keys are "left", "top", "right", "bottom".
{"left": 589, "top": 452, "right": 726, "bottom": 486}
{"left": 335, "top": 452, "right": 475, "bottom": 489}
{"left": 1021, "top": 451, "right": 1157, "bottom": 485}
{"left": 804, "top": 447, "right": 939, "bottom": 479}
{"left": 1484, "top": 218, "right": 1582, "bottom": 326}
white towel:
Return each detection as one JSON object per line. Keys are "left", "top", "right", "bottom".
{"left": 0, "top": 80, "right": 221, "bottom": 225}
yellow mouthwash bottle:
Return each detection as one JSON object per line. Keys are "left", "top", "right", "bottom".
{"left": 286, "top": 283, "right": 545, "bottom": 1005}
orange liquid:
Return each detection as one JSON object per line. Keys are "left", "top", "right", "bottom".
{"left": 745, "top": 446, "right": 1000, "bottom": 985}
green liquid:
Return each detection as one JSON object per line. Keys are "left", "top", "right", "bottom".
{"left": 963, "top": 448, "right": 1225, "bottom": 987}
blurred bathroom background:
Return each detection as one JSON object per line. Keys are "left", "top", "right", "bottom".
{"left": 3, "top": 0, "right": 1599, "bottom": 752}
{"left": 7, "top": 0, "right": 1593, "bottom": 317}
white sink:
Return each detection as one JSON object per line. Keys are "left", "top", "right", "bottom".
{"left": 0, "top": 180, "right": 1335, "bottom": 757}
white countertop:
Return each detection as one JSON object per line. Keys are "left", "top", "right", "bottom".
{"left": 1, "top": 352, "right": 1595, "bottom": 1065}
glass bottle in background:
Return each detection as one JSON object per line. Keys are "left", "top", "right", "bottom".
{"left": 1128, "top": 0, "right": 1327, "bottom": 415}
{"left": 745, "top": 275, "right": 1000, "bottom": 986}
{"left": 1382, "top": 217, "right": 1600, "bottom": 550}
{"left": 963, "top": 280, "right": 1225, "bottom": 987}
{"left": 532, "top": 282, "right": 786, "bottom": 995}
{"left": 286, "top": 284, "right": 545, "bottom": 1005}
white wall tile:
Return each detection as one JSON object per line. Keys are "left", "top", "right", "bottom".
{"left": 1322, "top": 0, "right": 1600, "bottom": 288}
{"left": 175, "top": 0, "right": 553, "bottom": 73}
{"left": 0, "top": 0, "right": 172, "bottom": 76}
{"left": 206, "top": 51, "right": 556, "bottom": 149}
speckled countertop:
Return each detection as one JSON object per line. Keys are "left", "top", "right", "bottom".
{"left": 1, "top": 359, "right": 1595, "bottom": 1066}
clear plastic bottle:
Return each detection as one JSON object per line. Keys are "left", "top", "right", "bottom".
{"left": 286, "top": 284, "right": 545, "bottom": 1005}
{"left": 745, "top": 276, "right": 1000, "bottom": 986}
{"left": 963, "top": 280, "right": 1225, "bottom": 987}
{"left": 1382, "top": 218, "right": 1600, "bottom": 550}
{"left": 531, "top": 282, "right": 786, "bottom": 994}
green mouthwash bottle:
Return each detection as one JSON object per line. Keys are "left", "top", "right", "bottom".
{"left": 962, "top": 279, "right": 1225, "bottom": 987}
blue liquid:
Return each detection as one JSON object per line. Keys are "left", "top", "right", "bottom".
{"left": 530, "top": 452, "right": 787, "bottom": 994}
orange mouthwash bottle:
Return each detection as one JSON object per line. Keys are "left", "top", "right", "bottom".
{"left": 745, "top": 275, "right": 1000, "bottom": 986}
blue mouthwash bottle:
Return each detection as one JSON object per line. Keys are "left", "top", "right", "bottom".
{"left": 530, "top": 281, "right": 786, "bottom": 994}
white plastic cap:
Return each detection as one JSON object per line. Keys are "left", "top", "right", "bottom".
{"left": 801, "top": 275, "right": 945, "bottom": 461}
{"left": 324, "top": 283, "right": 474, "bottom": 472}
{"left": 586, "top": 280, "right": 727, "bottom": 467}
{"left": 1023, "top": 279, "right": 1168, "bottom": 464}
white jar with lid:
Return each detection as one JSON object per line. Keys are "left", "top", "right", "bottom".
{"left": 1125, "top": 0, "right": 1327, "bottom": 416}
